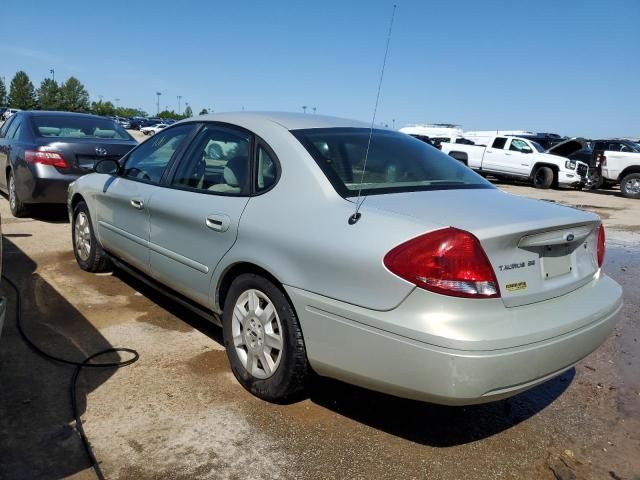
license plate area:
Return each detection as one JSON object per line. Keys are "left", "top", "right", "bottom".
{"left": 541, "top": 244, "right": 572, "bottom": 279}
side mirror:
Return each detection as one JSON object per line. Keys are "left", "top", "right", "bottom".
{"left": 94, "top": 159, "right": 119, "bottom": 174}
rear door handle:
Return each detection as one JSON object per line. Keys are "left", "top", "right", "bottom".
{"left": 130, "top": 198, "right": 144, "bottom": 209}
{"left": 206, "top": 214, "right": 231, "bottom": 232}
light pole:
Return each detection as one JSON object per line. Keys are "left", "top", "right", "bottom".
{"left": 392, "top": 119, "right": 396, "bottom": 129}
{"left": 302, "top": 105, "right": 307, "bottom": 113}
{"left": 114, "top": 98, "right": 120, "bottom": 111}
{"left": 49, "top": 69, "right": 55, "bottom": 82}
{"left": 177, "top": 95, "right": 182, "bottom": 115}
{"left": 156, "top": 92, "right": 161, "bottom": 115}
{"left": 312, "top": 107, "right": 317, "bottom": 114}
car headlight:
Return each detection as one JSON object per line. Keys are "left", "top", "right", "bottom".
{"left": 565, "top": 160, "right": 576, "bottom": 170}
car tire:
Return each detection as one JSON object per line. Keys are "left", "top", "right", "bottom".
{"left": 8, "top": 171, "right": 30, "bottom": 218}
{"left": 533, "top": 166, "right": 554, "bottom": 189}
{"left": 620, "top": 173, "right": 640, "bottom": 199}
{"left": 223, "top": 273, "right": 309, "bottom": 403}
{"left": 72, "top": 201, "right": 111, "bottom": 272}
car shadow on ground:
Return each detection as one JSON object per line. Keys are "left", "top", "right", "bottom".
{"left": 0, "top": 238, "right": 122, "bottom": 480}
{"left": 307, "top": 369, "right": 574, "bottom": 447}
{"left": 110, "top": 264, "right": 574, "bottom": 448}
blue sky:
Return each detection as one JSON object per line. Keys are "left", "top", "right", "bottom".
{"left": 1, "top": 0, "right": 638, "bottom": 137}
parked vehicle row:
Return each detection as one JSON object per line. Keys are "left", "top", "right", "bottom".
{"left": 65, "top": 112, "right": 622, "bottom": 406}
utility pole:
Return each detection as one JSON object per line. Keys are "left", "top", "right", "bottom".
{"left": 177, "top": 95, "right": 182, "bottom": 115}
{"left": 156, "top": 92, "right": 161, "bottom": 115}
{"left": 49, "top": 69, "right": 55, "bottom": 82}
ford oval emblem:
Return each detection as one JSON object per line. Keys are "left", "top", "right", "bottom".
{"left": 95, "top": 147, "right": 108, "bottom": 156}
{"left": 565, "top": 233, "right": 575, "bottom": 242}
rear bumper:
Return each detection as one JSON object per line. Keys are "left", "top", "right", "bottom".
{"left": 286, "top": 274, "right": 622, "bottom": 405}
{"left": 16, "top": 164, "right": 83, "bottom": 204}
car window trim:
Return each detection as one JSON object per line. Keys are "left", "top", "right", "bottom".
{"left": 117, "top": 123, "right": 200, "bottom": 186}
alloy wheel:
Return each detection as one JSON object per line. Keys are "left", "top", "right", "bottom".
{"left": 9, "top": 175, "right": 16, "bottom": 210}
{"left": 74, "top": 211, "right": 92, "bottom": 261}
{"left": 232, "top": 289, "right": 284, "bottom": 379}
{"left": 624, "top": 178, "right": 640, "bottom": 195}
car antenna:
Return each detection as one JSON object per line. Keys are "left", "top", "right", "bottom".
{"left": 349, "top": 4, "right": 397, "bottom": 225}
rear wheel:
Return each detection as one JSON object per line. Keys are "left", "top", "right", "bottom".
{"left": 72, "top": 201, "right": 111, "bottom": 272}
{"left": 8, "top": 171, "right": 29, "bottom": 218}
{"left": 620, "top": 173, "right": 640, "bottom": 199}
{"left": 532, "top": 166, "right": 554, "bottom": 189}
{"left": 223, "top": 273, "right": 309, "bottom": 402}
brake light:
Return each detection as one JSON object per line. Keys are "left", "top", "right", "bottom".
{"left": 384, "top": 227, "right": 500, "bottom": 299}
{"left": 24, "top": 150, "right": 69, "bottom": 168}
{"left": 597, "top": 224, "right": 606, "bottom": 268}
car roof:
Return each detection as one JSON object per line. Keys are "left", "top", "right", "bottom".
{"left": 186, "top": 111, "right": 371, "bottom": 131}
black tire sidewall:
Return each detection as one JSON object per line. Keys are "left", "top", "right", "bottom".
{"left": 533, "top": 167, "right": 553, "bottom": 189}
{"left": 222, "top": 273, "right": 306, "bottom": 401}
{"left": 8, "top": 171, "right": 28, "bottom": 217}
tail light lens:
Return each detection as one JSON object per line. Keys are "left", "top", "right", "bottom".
{"left": 597, "top": 224, "right": 606, "bottom": 268}
{"left": 384, "top": 227, "right": 500, "bottom": 299}
{"left": 25, "top": 150, "right": 69, "bottom": 168}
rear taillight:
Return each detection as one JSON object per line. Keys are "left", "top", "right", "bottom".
{"left": 24, "top": 150, "right": 69, "bottom": 168}
{"left": 384, "top": 227, "right": 500, "bottom": 299}
{"left": 597, "top": 224, "right": 606, "bottom": 268}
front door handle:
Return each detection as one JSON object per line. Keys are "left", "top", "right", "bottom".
{"left": 206, "top": 214, "right": 231, "bottom": 232}
{"left": 130, "top": 198, "right": 144, "bottom": 210}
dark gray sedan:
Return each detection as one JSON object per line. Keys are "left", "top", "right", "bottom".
{"left": 0, "top": 111, "right": 137, "bottom": 217}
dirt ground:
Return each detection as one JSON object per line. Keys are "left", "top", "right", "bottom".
{"left": 0, "top": 179, "right": 638, "bottom": 480}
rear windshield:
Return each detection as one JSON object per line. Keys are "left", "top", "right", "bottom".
{"left": 31, "top": 115, "right": 132, "bottom": 140}
{"left": 292, "top": 128, "right": 493, "bottom": 197}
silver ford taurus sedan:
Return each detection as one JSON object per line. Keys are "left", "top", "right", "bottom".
{"left": 67, "top": 112, "right": 622, "bottom": 405}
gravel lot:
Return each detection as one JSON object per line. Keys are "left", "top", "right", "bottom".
{"left": 0, "top": 166, "right": 638, "bottom": 479}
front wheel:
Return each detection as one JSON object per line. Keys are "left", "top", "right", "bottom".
{"left": 620, "top": 173, "right": 640, "bottom": 199}
{"left": 532, "top": 166, "right": 554, "bottom": 189}
{"left": 72, "top": 201, "right": 111, "bottom": 272}
{"left": 223, "top": 273, "right": 309, "bottom": 402}
{"left": 8, "top": 171, "right": 30, "bottom": 218}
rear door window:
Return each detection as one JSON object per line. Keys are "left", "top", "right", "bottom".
{"left": 5, "top": 116, "right": 22, "bottom": 140}
{"left": 492, "top": 137, "right": 507, "bottom": 149}
{"left": 170, "top": 125, "right": 251, "bottom": 195}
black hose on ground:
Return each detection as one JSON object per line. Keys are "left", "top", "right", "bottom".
{"left": 2, "top": 274, "right": 139, "bottom": 480}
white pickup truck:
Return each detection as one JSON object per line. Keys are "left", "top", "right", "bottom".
{"left": 591, "top": 139, "right": 640, "bottom": 199}
{"left": 440, "top": 135, "right": 588, "bottom": 189}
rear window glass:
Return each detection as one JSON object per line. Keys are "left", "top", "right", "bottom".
{"left": 292, "top": 128, "right": 493, "bottom": 197}
{"left": 31, "top": 115, "right": 132, "bottom": 140}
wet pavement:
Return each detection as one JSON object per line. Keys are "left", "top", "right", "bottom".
{"left": 0, "top": 186, "right": 639, "bottom": 480}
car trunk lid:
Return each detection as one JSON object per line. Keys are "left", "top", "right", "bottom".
{"left": 35, "top": 138, "right": 136, "bottom": 173}
{"left": 362, "top": 189, "right": 601, "bottom": 307}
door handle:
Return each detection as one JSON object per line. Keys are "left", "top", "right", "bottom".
{"left": 206, "top": 214, "right": 231, "bottom": 232}
{"left": 130, "top": 198, "right": 144, "bottom": 209}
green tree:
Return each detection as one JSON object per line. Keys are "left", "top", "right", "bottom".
{"left": 198, "top": 108, "right": 209, "bottom": 115}
{"left": 58, "top": 77, "right": 90, "bottom": 112}
{"left": 158, "top": 109, "right": 179, "bottom": 119}
{"left": 37, "top": 78, "right": 60, "bottom": 110}
{"left": 183, "top": 105, "right": 193, "bottom": 117}
{"left": 91, "top": 100, "right": 115, "bottom": 117}
{"left": 8, "top": 71, "right": 36, "bottom": 109}
{"left": 115, "top": 106, "right": 147, "bottom": 118}
{"left": 0, "top": 77, "right": 7, "bottom": 106}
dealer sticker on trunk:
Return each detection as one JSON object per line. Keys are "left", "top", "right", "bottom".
{"left": 505, "top": 281, "right": 527, "bottom": 292}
